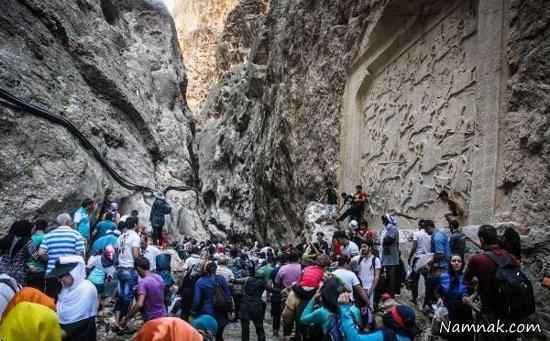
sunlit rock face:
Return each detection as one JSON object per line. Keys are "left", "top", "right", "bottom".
{"left": 0, "top": 0, "right": 207, "bottom": 239}
{"left": 167, "top": 0, "right": 240, "bottom": 118}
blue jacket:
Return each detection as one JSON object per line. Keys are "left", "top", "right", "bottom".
{"left": 438, "top": 271, "right": 467, "bottom": 306}
{"left": 431, "top": 229, "right": 450, "bottom": 270}
{"left": 301, "top": 300, "right": 360, "bottom": 333}
{"left": 340, "top": 305, "right": 412, "bottom": 341}
{"left": 95, "top": 220, "right": 117, "bottom": 239}
{"left": 193, "top": 275, "right": 231, "bottom": 322}
{"left": 90, "top": 234, "right": 118, "bottom": 255}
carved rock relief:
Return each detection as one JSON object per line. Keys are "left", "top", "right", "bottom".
{"left": 355, "top": 0, "right": 477, "bottom": 225}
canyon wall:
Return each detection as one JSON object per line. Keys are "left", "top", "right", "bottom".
{"left": 0, "top": 0, "right": 208, "bottom": 239}
{"left": 195, "top": 0, "right": 374, "bottom": 241}
{"left": 190, "top": 0, "right": 549, "bottom": 328}
{"left": 340, "top": 0, "right": 550, "bottom": 329}
{"left": 167, "top": 0, "right": 239, "bottom": 118}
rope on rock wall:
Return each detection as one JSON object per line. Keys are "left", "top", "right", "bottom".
{"left": 0, "top": 87, "right": 196, "bottom": 195}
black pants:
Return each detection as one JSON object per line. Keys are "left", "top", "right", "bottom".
{"left": 61, "top": 317, "right": 96, "bottom": 341}
{"left": 384, "top": 265, "right": 400, "bottom": 296}
{"left": 152, "top": 225, "right": 163, "bottom": 245}
{"left": 26, "top": 271, "right": 45, "bottom": 292}
{"left": 216, "top": 323, "right": 226, "bottom": 341}
{"left": 337, "top": 206, "right": 361, "bottom": 223}
{"left": 45, "top": 277, "right": 61, "bottom": 301}
{"left": 271, "top": 299, "right": 282, "bottom": 333}
{"left": 241, "top": 319, "right": 265, "bottom": 341}
{"left": 445, "top": 302, "right": 474, "bottom": 341}
{"left": 409, "top": 268, "right": 428, "bottom": 305}
{"left": 233, "top": 294, "right": 242, "bottom": 320}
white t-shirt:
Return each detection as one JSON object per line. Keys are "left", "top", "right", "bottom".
{"left": 353, "top": 255, "right": 382, "bottom": 290}
{"left": 115, "top": 230, "right": 141, "bottom": 268}
{"left": 413, "top": 229, "right": 431, "bottom": 257}
{"left": 143, "top": 245, "right": 161, "bottom": 271}
{"left": 216, "top": 265, "right": 235, "bottom": 283}
{"left": 342, "top": 241, "right": 360, "bottom": 257}
{"left": 333, "top": 268, "right": 361, "bottom": 293}
{"left": 184, "top": 254, "right": 202, "bottom": 276}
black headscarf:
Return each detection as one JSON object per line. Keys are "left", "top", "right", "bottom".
{"left": 320, "top": 276, "right": 345, "bottom": 315}
{"left": 0, "top": 220, "right": 33, "bottom": 257}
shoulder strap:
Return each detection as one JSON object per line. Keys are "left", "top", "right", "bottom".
{"left": 485, "top": 251, "right": 511, "bottom": 268}
{"left": 0, "top": 278, "right": 18, "bottom": 294}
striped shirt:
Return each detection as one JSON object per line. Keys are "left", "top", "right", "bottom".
{"left": 39, "top": 226, "right": 86, "bottom": 273}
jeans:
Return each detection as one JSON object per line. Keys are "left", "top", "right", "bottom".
{"left": 115, "top": 268, "right": 138, "bottom": 316}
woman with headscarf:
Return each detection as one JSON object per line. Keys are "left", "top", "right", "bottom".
{"left": 134, "top": 317, "right": 203, "bottom": 341}
{"left": 235, "top": 267, "right": 269, "bottom": 341}
{"left": 300, "top": 276, "right": 361, "bottom": 336}
{"left": 0, "top": 274, "right": 20, "bottom": 318}
{"left": 437, "top": 254, "right": 473, "bottom": 341}
{"left": 2, "top": 286, "right": 55, "bottom": 319}
{"left": 379, "top": 214, "right": 401, "bottom": 297}
{"left": 0, "top": 301, "right": 62, "bottom": 341}
{"left": 47, "top": 255, "right": 98, "bottom": 341}
{"left": 340, "top": 292, "right": 418, "bottom": 341}
{"left": 191, "top": 314, "right": 218, "bottom": 340}
{"left": 192, "top": 261, "right": 232, "bottom": 341}
{"left": 0, "top": 220, "right": 33, "bottom": 284}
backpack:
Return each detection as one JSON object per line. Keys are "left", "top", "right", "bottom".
{"left": 380, "top": 327, "right": 398, "bottom": 341}
{"left": 485, "top": 251, "right": 536, "bottom": 319}
{"left": 213, "top": 278, "right": 232, "bottom": 313}
{"left": 179, "top": 264, "right": 200, "bottom": 314}
{"left": 324, "top": 315, "right": 344, "bottom": 341}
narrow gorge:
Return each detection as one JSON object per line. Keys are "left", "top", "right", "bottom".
{"left": 1, "top": 0, "right": 549, "bottom": 335}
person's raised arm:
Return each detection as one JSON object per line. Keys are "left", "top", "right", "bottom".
{"left": 300, "top": 290, "right": 323, "bottom": 326}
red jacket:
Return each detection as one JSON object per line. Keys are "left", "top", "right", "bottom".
{"left": 298, "top": 265, "right": 325, "bottom": 288}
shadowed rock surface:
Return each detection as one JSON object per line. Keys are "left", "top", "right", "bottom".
{"left": 0, "top": 0, "right": 207, "bottom": 238}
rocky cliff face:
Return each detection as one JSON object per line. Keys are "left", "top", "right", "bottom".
{"left": 196, "top": 0, "right": 373, "bottom": 241}
{"left": 499, "top": 0, "right": 550, "bottom": 328}
{"left": 0, "top": 0, "right": 206, "bottom": 239}
{"left": 167, "top": 0, "right": 239, "bottom": 118}
{"left": 194, "top": 0, "right": 549, "bottom": 329}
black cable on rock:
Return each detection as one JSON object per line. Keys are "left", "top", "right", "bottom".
{"left": 0, "top": 87, "right": 196, "bottom": 195}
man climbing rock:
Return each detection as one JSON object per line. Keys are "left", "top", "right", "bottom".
{"left": 337, "top": 185, "right": 368, "bottom": 225}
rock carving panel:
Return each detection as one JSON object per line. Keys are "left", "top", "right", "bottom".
{"left": 343, "top": 0, "right": 481, "bottom": 227}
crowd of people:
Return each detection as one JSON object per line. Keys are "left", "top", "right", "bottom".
{"left": 0, "top": 186, "right": 546, "bottom": 341}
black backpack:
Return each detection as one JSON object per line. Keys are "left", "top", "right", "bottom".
{"left": 213, "top": 278, "right": 232, "bottom": 313}
{"left": 485, "top": 251, "right": 536, "bottom": 319}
